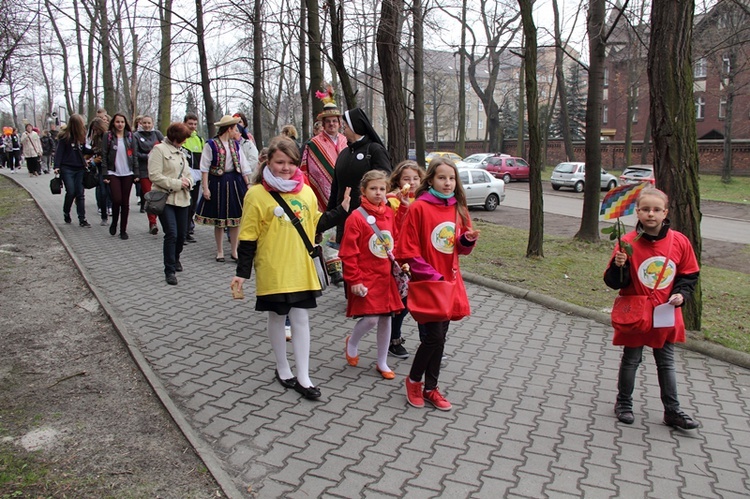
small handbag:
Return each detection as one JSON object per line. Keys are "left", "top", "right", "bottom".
{"left": 270, "top": 191, "right": 328, "bottom": 291}
{"left": 49, "top": 174, "right": 63, "bottom": 195}
{"left": 143, "top": 190, "right": 169, "bottom": 215}
{"left": 82, "top": 165, "right": 99, "bottom": 189}
{"left": 611, "top": 233, "right": 673, "bottom": 334}
{"left": 356, "top": 207, "right": 409, "bottom": 298}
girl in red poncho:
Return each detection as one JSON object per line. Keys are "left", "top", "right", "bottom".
{"left": 604, "top": 187, "right": 700, "bottom": 429}
{"left": 395, "top": 158, "right": 480, "bottom": 411}
{"left": 339, "top": 170, "right": 405, "bottom": 380}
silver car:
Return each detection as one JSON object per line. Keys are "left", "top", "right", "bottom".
{"left": 550, "top": 162, "right": 619, "bottom": 192}
{"left": 458, "top": 168, "right": 506, "bottom": 211}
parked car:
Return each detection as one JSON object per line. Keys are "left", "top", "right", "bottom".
{"left": 485, "top": 156, "right": 529, "bottom": 183}
{"left": 457, "top": 153, "right": 495, "bottom": 169}
{"left": 550, "top": 162, "right": 619, "bottom": 192}
{"left": 619, "top": 164, "right": 655, "bottom": 185}
{"left": 425, "top": 151, "right": 463, "bottom": 165}
{"left": 458, "top": 168, "right": 505, "bottom": 211}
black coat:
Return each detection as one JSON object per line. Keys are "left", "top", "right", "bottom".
{"left": 327, "top": 136, "right": 392, "bottom": 242}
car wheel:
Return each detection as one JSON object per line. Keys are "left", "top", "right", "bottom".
{"left": 606, "top": 180, "right": 617, "bottom": 191}
{"left": 502, "top": 173, "right": 511, "bottom": 184}
{"left": 484, "top": 193, "right": 499, "bottom": 211}
{"left": 574, "top": 181, "right": 584, "bottom": 193}
{"left": 551, "top": 184, "right": 561, "bottom": 191}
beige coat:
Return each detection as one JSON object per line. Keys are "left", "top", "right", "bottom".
{"left": 148, "top": 141, "right": 194, "bottom": 207}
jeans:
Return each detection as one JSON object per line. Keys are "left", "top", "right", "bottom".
{"left": 96, "top": 173, "right": 111, "bottom": 221}
{"left": 616, "top": 343, "right": 680, "bottom": 413}
{"left": 60, "top": 166, "right": 86, "bottom": 221}
{"left": 409, "top": 320, "right": 450, "bottom": 391}
{"left": 158, "top": 204, "right": 188, "bottom": 275}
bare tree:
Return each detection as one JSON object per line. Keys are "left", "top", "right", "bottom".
{"left": 648, "top": 0, "right": 702, "bottom": 329}
{"left": 307, "top": 0, "right": 324, "bottom": 119}
{"left": 412, "top": 0, "right": 426, "bottom": 160}
{"left": 157, "top": 0, "right": 173, "bottom": 131}
{"left": 326, "top": 0, "right": 358, "bottom": 108}
{"left": 195, "top": 0, "right": 216, "bottom": 136}
{"left": 97, "top": 0, "right": 116, "bottom": 113}
{"left": 552, "top": 0, "right": 574, "bottom": 161}
{"left": 377, "top": 0, "right": 407, "bottom": 163}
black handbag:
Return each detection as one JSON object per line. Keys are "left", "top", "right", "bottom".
{"left": 50, "top": 174, "right": 63, "bottom": 195}
{"left": 143, "top": 190, "right": 169, "bottom": 215}
{"left": 82, "top": 165, "right": 98, "bottom": 189}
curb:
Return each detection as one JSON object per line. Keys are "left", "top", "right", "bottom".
{"left": 463, "top": 271, "right": 750, "bottom": 371}
{"left": 4, "top": 173, "right": 245, "bottom": 499}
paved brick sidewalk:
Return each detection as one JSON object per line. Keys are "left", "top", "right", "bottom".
{"left": 8, "top": 171, "right": 750, "bottom": 498}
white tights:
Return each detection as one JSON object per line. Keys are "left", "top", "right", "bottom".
{"left": 346, "top": 315, "right": 392, "bottom": 372}
{"left": 267, "top": 308, "right": 313, "bottom": 388}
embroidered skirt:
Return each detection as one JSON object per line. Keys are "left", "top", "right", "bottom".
{"left": 195, "top": 171, "right": 247, "bottom": 228}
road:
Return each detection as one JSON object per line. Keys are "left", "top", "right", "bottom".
{"left": 501, "top": 183, "right": 750, "bottom": 244}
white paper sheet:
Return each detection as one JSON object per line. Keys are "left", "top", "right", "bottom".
{"left": 653, "top": 303, "right": 676, "bottom": 328}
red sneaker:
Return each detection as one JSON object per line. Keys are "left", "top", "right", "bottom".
{"left": 405, "top": 377, "right": 425, "bottom": 408}
{"left": 423, "top": 387, "right": 452, "bottom": 411}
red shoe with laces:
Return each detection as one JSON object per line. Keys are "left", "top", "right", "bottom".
{"left": 405, "top": 377, "right": 425, "bottom": 408}
{"left": 423, "top": 387, "right": 452, "bottom": 411}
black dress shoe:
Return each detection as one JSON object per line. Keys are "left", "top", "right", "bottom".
{"left": 109, "top": 223, "right": 117, "bottom": 236}
{"left": 275, "top": 370, "right": 297, "bottom": 389}
{"left": 120, "top": 231, "right": 129, "bottom": 240}
{"left": 165, "top": 274, "right": 178, "bottom": 285}
{"left": 294, "top": 382, "right": 321, "bottom": 400}
{"left": 615, "top": 406, "right": 634, "bottom": 424}
{"left": 64, "top": 214, "right": 72, "bottom": 224}
{"left": 664, "top": 410, "right": 700, "bottom": 430}
{"left": 185, "top": 234, "right": 197, "bottom": 243}
{"left": 175, "top": 261, "right": 183, "bottom": 272}
{"left": 79, "top": 220, "right": 91, "bottom": 228}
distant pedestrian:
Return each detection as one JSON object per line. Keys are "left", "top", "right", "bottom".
{"left": 395, "top": 158, "right": 480, "bottom": 411}
{"left": 194, "top": 115, "right": 253, "bottom": 262}
{"left": 230, "top": 135, "right": 350, "bottom": 400}
{"left": 148, "top": 122, "right": 194, "bottom": 286}
{"left": 182, "top": 113, "right": 205, "bottom": 243}
{"left": 386, "top": 160, "right": 425, "bottom": 359}
{"left": 605, "top": 186, "right": 701, "bottom": 429}
{"left": 232, "top": 113, "right": 259, "bottom": 171}
{"left": 21, "top": 124, "right": 43, "bottom": 176}
{"left": 8, "top": 128, "right": 21, "bottom": 172}
{"left": 134, "top": 115, "right": 164, "bottom": 233}
{"left": 41, "top": 130, "right": 55, "bottom": 173}
{"left": 101, "top": 113, "right": 139, "bottom": 240}
{"left": 53, "top": 114, "right": 92, "bottom": 227}
{"left": 87, "top": 117, "right": 109, "bottom": 226}
{"left": 339, "top": 170, "right": 404, "bottom": 380}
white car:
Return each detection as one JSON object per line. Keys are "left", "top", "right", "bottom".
{"left": 457, "top": 153, "right": 495, "bottom": 169}
{"left": 458, "top": 168, "right": 505, "bottom": 211}
{"left": 550, "top": 162, "right": 619, "bottom": 192}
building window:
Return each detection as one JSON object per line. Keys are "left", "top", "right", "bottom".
{"left": 466, "top": 119, "right": 472, "bottom": 129}
{"left": 695, "top": 96, "right": 705, "bottom": 120}
{"left": 478, "top": 119, "right": 484, "bottom": 130}
{"left": 478, "top": 101, "right": 483, "bottom": 112}
{"left": 466, "top": 102, "right": 471, "bottom": 112}
{"left": 694, "top": 57, "right": 707, "bottom": 79}
{"left": 602, "top": 104, "right": 608, "bottom": 124}
{"left": 603, "top": 67, "right": 609, "bottom": 88}
{"left": 722, "top": 54, "right": 731, "bottom": 75}
{"left": 632, "top": 105, "right": 639, "bottom": 123}
{"left": 719, "top": 97, "right": 727, "bottom": 119}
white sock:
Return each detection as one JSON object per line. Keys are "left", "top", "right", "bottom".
{"left": 288, "top": 308, "right": 313, "bottom": 388}
{"left": 267, "top": 312, "right": 292, "bottom": 380}
{"left": 376, "top": 316, "right": 392, "bottom": 372}
{"left": 348, "top": 316, "right": 378, "bottom": 357}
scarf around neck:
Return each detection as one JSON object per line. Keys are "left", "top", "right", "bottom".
{"left": 360, "top": 197, "right": 386, "bottom": 215}
{"left": 429, "top": 187, "right": 455, "bottom": 200}
{"left": 262, "top": 166, "right": 304, "bottom": 193}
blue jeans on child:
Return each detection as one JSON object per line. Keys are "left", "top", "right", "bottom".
{"left": 616, "top": 343, "right": 680, "bottom": 413}
{"left": 60, "top": 166, "right": 86, "bottom": 222}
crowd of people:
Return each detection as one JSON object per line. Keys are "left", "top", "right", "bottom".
{"left": 11, "top": 91, "right": 700, "bottom": 427}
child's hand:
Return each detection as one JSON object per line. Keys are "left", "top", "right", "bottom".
{"left": 351, "top": 283, "right": 368, "bottom": 297}
{"left": 341, "top": 187, "right": 352, "bottom": 212}
{"left": 396, "top": 190, "right": 411, "bottom": 207}
{"left": 613, "top": 251, "right": 628, "bottom": 267}
{"left": 667, "top": 293, "right": 684, "bottom": 306}
{"left": 464, "top": 228, "right": 481, "bottom": 242}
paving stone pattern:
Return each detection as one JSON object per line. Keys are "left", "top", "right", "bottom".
{"left": 9, "top": 171, "right": 750, "bottom": 498}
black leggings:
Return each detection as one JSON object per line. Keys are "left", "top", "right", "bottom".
{"left": 409, "top": 320, "right": 450, "bottom": 391}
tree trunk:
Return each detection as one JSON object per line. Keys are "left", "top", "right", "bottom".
{"left": 37, "top": 2, "right": 53, "bottom": 121}
{"left": 307, "top": 0, "right": 323, "bottom": 119}
{"left": 721, "top": 52, "right": 735, "bottom": 183}
{"left": 640, "top": 113, "right": 651, "bottom": 163}
{"left": 299, "top": 0, "right": 309, "bottom": 141}
{"left": 45, "top": 0, "right": 73, "bottom": 117}
{"left": 98, "top": 0, "right": 115, "bottom": 114}
{"left": 518, "top": 0, "right": 543, "bottom": 258}
{"left": 575, "top": 0, "right": 606, "bottom": 242}
{"left": 552, "top": 0, "right": 573, "bottom": 161}
{"left": 413, "top": 0, "right": 426, "bottom": 163}
{"left": 195, "top": 0, "right": 216, "bottom": 137}
{"left": 327, "top": 0, "right": 357, "bottom": 109}
{"left": 157, "top": 0, "right": 173, "bottom": 132}
{"left": 517, "top": 43, "right": 525, "bottom": 156}
{"left": 253, "top": 0, "right": 263, "bottom": 144}
{"left": 456, "top": 0, "right": 467, "bottom": 156}
{"left": 648, "top": 0, "right": 702, "bottom": 330}
{"left": 377, "top": 0, "right": 408, "bottom": 163}
{"left": 72, "top": 0, "right": 86, "bottom": 114}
